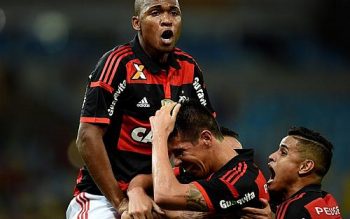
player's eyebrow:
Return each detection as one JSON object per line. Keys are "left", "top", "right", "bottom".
{"left": 280, "top": 144, "right": 289, "bottom": 150}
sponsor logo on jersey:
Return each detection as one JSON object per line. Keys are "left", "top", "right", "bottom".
{"left": 219, "top": 192, "right": 255, "bottom": 209}
{"left": 108, "top": 80, "right": 127, "bottom": 116}
{"left": 178, "top": 95, "right": 189, "bottom": 103}
{"left": 131, "top": 63, "right": 146, "bottom": 80}
{"left": 314, "top": 206, "right": 340, "bottom": 216}
{"left": 131, "top": 127, "right": 152, "bottom": 143}
{"left": 137, "top": 97, "right": 150, "bottom": 108}
{"left": 193, "top": 77, "right": 207, "bottom": 106}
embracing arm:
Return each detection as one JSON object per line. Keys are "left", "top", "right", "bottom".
{"left": 241, "top": 199, "right": 275, "bottom": 219}
{"left": 150, "top": 104, "right": 209, "bottom": 212}
{"left": 76, "top": 122, "right": 127, "bottom": 212}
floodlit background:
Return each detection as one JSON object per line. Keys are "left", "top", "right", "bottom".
{"left": 0, "top": 0, "right": 349, "bottom": 218}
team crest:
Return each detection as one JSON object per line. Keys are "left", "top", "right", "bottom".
{"left": 131, "top": 63, "right": 146, "bottom": 80}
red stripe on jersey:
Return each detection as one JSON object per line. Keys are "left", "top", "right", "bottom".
{"left": 90, "top": 81, "right": 114, "bottom": 93}
{"left": 255, "top": 170, "right": 269, "bottom": 200}
{"left": 277, "top": 193, "right": 305, "bottom": 219}
{"left": 224, "top": 163, "right": 242, "bottom": 182}
{"left": 108, "top": 51, "right": 134, "bottom": 85}
{"left": 305, "top": 194, "right": 341, "bottom": 218}
{"left": 117, "top": 115, "right": 152, "bottom": 155}
{"left": 80, "top": 117, "right": 110, "bottom": 124}
{"left": 99, "top": 46, "right": 131, "bottom": 82}
{"left": 192, "top": 181, "right": 215, "bottom": 213}
{"left": 220, "top": 178, "right": 239, "bottom": 198}
{"left": 230, "top": 162, "right": 247, "bottom": 185}
{"left": 174, "top": 49, "right": 194, "bottom": 60}
{"left": 170, "top": 61, "right": 195, "bottom": 85}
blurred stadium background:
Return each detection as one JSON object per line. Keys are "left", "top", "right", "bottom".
{"left": 0, "top": 0, "right": 349, "bottom": 218}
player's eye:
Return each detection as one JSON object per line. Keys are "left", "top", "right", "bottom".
{"left": 173, "top": 149, "right": 184, "bottom": 158}
{"left": 150, "top": 10, "right": 160, "bottom": 16}
{"left": 280, "top": 149, "right": 287, "bottom": 156}
{"left": 170, "top": 9, "right": 180, "bottom": 16}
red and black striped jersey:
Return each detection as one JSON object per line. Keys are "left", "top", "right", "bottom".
{"left": 192, "top": 149, "right": 269, "bottom": 216}
{"left": 275, "top": 184, "right": 342, "bottom": 219}
{"left": 74, "top": 36, "right": 215, "bottom": 196}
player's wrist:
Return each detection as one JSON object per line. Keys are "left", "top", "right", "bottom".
{"left": 115, "top": 197, "right": 128, "bottom": 214}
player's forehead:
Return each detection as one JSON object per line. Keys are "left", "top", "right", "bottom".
{"left": 142, "top": 0, "right": 180, "bottom": 10}
{"left": 169, "top": 136, "right": 191, "bottom": 150}
{"left": 279, "top": 136, "right": 299, "bottom": 151}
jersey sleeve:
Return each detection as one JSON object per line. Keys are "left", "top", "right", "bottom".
{"left": 80, "top": 48, "right": 127, "bottom": 125}
{"left": 192, "top": 63, "right": 215, "bottom": 115}
{"left": 192, "top": 167, "right": 263, "bottom": 213}
{"left": 283, "top": 207, "right": 310, "bottom": 219}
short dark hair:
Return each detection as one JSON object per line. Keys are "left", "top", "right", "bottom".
{"left": 220, "top": 126, "right": 239, "bottom": 139}
{"left": 288, "top": 126, "right": 333, "bottom": 177}
{"left": 169, "top": 100, "right": 223, "bottom": 143}
{"left": 134, "top": 0, "right": 143, "bottom": 16}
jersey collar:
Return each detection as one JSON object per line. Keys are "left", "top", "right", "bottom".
{"left": 130, "top": 35, "right": 180, "bottom": 74}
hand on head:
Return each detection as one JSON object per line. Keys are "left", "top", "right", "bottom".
{"left": 149, "top": 102, "right": 181, "bottom": 137}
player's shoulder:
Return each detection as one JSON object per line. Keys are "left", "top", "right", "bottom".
{"left": 101, "top": 43, "right": 133, "bottom": 60}
{"left": 173, "top": 47, "right": 197, "bottom": 64}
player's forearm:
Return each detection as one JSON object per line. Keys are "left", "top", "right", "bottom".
{"left": 127, "top": 174, "right": 153, "bottom": 194}
{"left": 76, "top": 123, "right": 126, "bottom": 209}
{"left": 152, "top": 135, "right": 181, "bottom": 204}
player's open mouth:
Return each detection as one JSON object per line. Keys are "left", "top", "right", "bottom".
{"left": 161, "top": 30, "right": 174, "bottom": 44}
{"left": 267, "top": 165, "right": 275, "bottom": 185}
{"left": 161, "top": 30, "right": 174, "bottom": 39}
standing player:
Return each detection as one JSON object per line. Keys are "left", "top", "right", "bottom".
{"left": 241, "top": 127, "right": 342, "bottom": 219}
{"left": 66, "top": 0, "right": 215, "bottom": 218}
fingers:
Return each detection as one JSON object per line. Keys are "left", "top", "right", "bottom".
{"left": 121, "top": 211, "right": 132, "bottom": 219}
{"left": 152, "top": 202, "right": 165, "bottom": 215}
{"left": 259, "top": 198, "right": 269, "bottom": 208}
{"left": 170, "top": 103, "right": 181, "bottom": 119}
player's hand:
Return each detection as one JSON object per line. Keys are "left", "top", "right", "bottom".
{"left": 150, "top": 102, "right": 181, "bottom": 137}
{"left": 116, "top": 198, "right": 129, "bottom": 215}
{"left": 241, "top": 199, "right": 274, "bottom": 219}
{"left": 127, "top": 187, "right": 165, "bottom": 219}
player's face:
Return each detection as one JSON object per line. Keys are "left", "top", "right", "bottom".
{"left": 267, "top": 136, "right": 304, "bottom": 195}
{"left": 133, "top": 0, "right": 182, "bottom": 54}
{"left": 169, "top": 137, "right": 210, "bottom": 179}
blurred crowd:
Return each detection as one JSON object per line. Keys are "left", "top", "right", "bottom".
{"left": 0, "top": 0, "right": 349, "bottom": 218}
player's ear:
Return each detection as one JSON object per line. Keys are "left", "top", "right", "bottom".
{"left": 299, "top": 159, "right": 314, "bottom": 175}
{"left": 200, "top": 130, "right": 212, "bottom": 148}
{"left": 132, "top": 16, "right": 141, "bottom": 31}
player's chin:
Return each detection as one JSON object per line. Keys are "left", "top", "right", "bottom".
{"left": 158, "top": 44, "right": 175, "bottom": 53}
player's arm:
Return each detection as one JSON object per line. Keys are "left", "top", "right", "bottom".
{"left": 150, "top": 104, "right": 209, "bottom": 211}
{"left": 192, "top": 64, "right": 215, "bottom": 117}
{"left": 76, "top": 122, "right": 127, "bottom": 212}
{"left": 241, "top": 199, "right": 275, "bottom": 219}
{"left": 76, "top": 51, "right": 129, "bottom": 213}
{"left": 126, "top": 174, "right": 164, "bottom": 218}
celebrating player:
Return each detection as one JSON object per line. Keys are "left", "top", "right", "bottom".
{"left": 241, "top": 127, "right": 342, "bottom": 219}
{"left": 123, "top": 101, "right": 269, "bottom": 218}
{"left": 66, "top": 0, "right": 215, "bottom": 218}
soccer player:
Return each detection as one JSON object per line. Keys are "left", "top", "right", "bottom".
{"left": 123, "top": 125, "right": 245, "bottom": 218}
{"left": 241, "top": 127, "right": 342, "bottom": 219}
{"left": 131, "top": 101, "right": 269, "bottom": 218}
{"left": 66, "top": 0, "right": 215, "bottom": 218}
